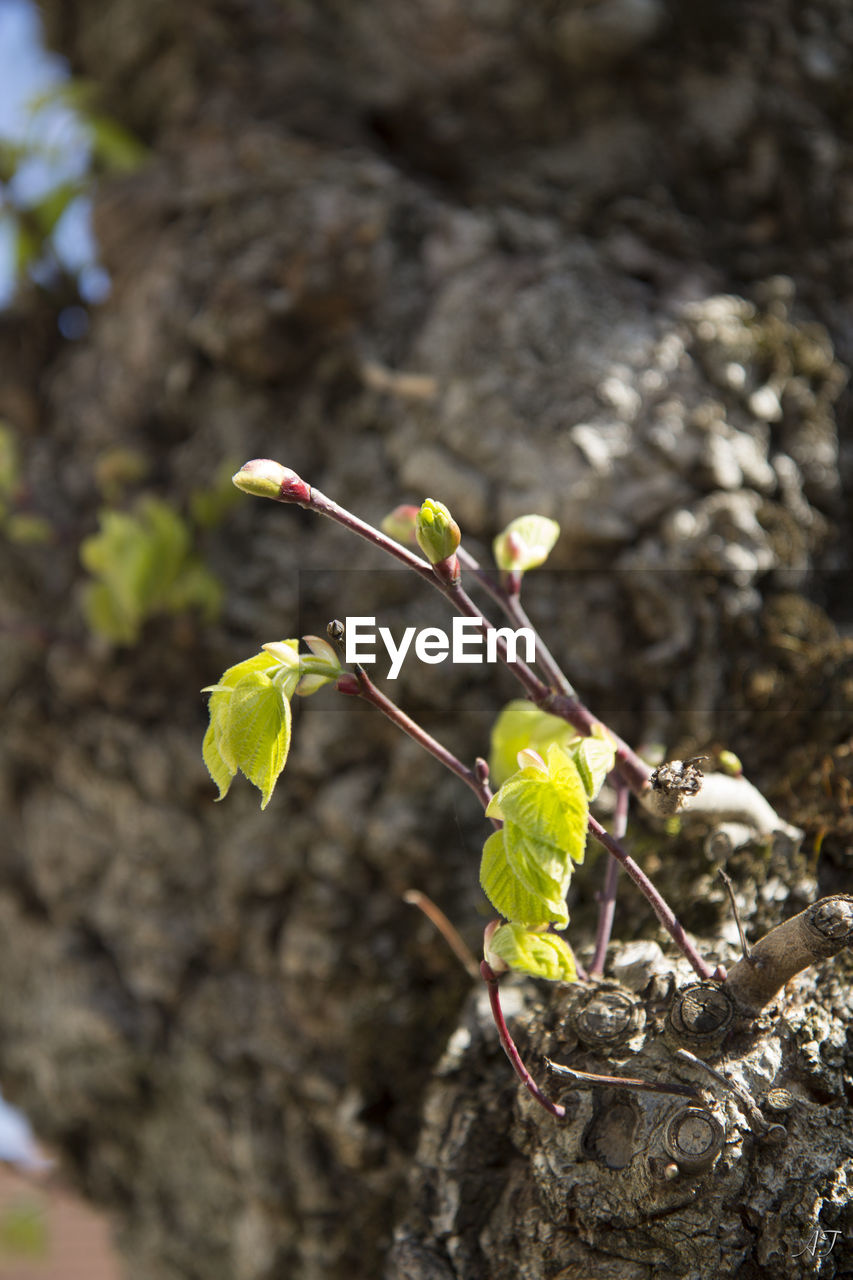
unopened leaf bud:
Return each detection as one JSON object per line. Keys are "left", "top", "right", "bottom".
{"left": 493, "top": 514, "right": 560, "bottom": 573}
{"left": 381, "top": 504, "right": 420, "bottom": 545}
{"left": 483, "top": 921, "right": 509, "bottom": 976}
{"left": 717, "top": 750, "right": 743, "bottom": 777}
{"left": 232, "top": 459, "right": 311, "bottom": 505}
{"left": 415, "top": 498, "right": 461, "bottom": 566}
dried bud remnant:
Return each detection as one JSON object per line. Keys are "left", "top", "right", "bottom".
{"left": 648, "top": 758, "right": 704, "bottom": 816}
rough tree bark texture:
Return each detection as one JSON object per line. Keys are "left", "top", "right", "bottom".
{"left": 0, "top": 2, "right": 851, "bottom": 1277}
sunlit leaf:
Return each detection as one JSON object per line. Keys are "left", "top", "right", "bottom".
{"left": 489, "top": 700, "right": 577, "bottom": 786}
{"left": 203, "top": 648, "right": 296, "bottom": 806}
{"left": 572, "top": 725, "right": 617, "bottom": 801}
{"left": 226, "top": 671, "right": 291, "bottom": 809}
{"left": 490, "top": 744, "right": 588, "bottom": 865}
{"left": 486, "top": 922, "right": 577, "bottom": 983}
{"left": 480, "top": 829, "right": 569, "bottom": 929}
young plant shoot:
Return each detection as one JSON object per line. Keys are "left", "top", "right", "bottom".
{"left": 202, "top": 459, "right": 847, "bottom": 1118}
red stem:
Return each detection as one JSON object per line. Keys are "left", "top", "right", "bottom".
{"left": 587, "top": 814, "right": 721, "bottom": 982}
{"left": 481, "top": 961, "right": 565, "bottom": 1119}
{"left": 347, "top": 666, "right": 497, "bottom": 819}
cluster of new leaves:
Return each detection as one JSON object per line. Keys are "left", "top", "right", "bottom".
{"left": 202, "top": 638, "right": 341, "bottom": 809}
{"left": 80, "top": 497, "right": 222, "bottom": 644}
{"left": 202, "top": 476, "right": 608, "bottom": 986}
{"left": 482, "top": 711, "right": 616, "bottom": 981}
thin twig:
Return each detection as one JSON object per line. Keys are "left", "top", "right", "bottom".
{"left": 404, "top": 890, "right": 480, "bottom": 980}
{"left": 587, "top": 814, "right": 723, "bottom": 983}
{"left": 590, "top": 778, "right": 629, "bottom": 977}
{"left": 718, "top": 869, "right": 752, "bottom": 963}
{"left": 675, "top": 1049, "right": 778, "bottom": 1136}
{"left": 456, "top": 546, "right": 575, "bottom": 695}
{"left": 481, "top": 961, "right": 565, "bottom": 1119}
{"left": 545, "top": 1060, "right": 699, "bottom": 1099}
{"left": 341, "top": 670, "right": 717, "bottom": 981}
{"left": 249, "top": 464, "right": 652, "bottom": 796}
{"left": 342, "top": 666, "right": 497, "bottom": 818}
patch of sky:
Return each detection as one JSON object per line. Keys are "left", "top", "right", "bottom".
{"left": 0, "top": 0, "right": 110, "bottom": 315}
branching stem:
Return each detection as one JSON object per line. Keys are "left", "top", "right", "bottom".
{"left": 253, "top": 465, "right": 652, "bottom": 797}
{"left": 587, "top": 814, "right": 722, "bottom": 982}
{"left": 342, "top": 666, "right": 497, "bottom": 819}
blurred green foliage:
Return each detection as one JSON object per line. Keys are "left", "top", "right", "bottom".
{"left": 0, "top": 78, "right": 146, "bottom": 300}
{"left": 0, "top": 420, "right": 51, "bottom": 544}
{"left": 80, "top": 496, "right": 223, "bottom": 645}
{"left": 0, "top": 1197, "right": 49, "bottom": 1259}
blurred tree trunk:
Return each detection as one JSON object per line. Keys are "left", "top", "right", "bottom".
{"left": 0, "top": 2, "right": 851, "bottom": 1276}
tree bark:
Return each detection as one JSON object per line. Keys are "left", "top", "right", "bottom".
{"left": 0, "top": 1, "right": 850, "bottom": 1276}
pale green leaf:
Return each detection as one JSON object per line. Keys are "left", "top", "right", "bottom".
{"left": 503, "top": 821, "right": 571, "bottom": 906}
{"left": 203, "top": 650, "right": 287, "bottom": 797}
{"left": 491, "top": 744, "right": 588, "bottom": 864}
{"left": 480, "top": 830, "right": 569, "bottom": 929}
{"left": 493, "top": 514, "right": 560, "bottom": 572}
{"left": 489, "top": 699, "right": 578, "bottom": 786}
{"left": 81, "top": 579, "right": 136, "bottom": 645}
{"left": 486, "top": 922, "right": 577, "bottom": 983}
{"left": 570, "top": 726, "right": 617, "bottom": 801}
{"left": 224, "top": 671, "right": 292, "bottom": 809}
{"left": 202, "top": 719, "right": 236, "bottom": 801}
{"left": 81, "top": 498, "right": 223, "bottom": 643}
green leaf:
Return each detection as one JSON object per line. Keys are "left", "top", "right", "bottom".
{"left": 571, "top": 725, "right": 617, "bottom": 801}
{"left": 490, "top": 744, "right": 588, "bottom": 865}
{"left": 202, "top": 717, "right": 235, "bottom": 801}
{"left": 203, "top": 648, "right": 297, "bottom": 806}
{"left": 489, "top": 700, "right": 578, "bottom": 787}
{"left": 0, "top": 1199, "right": 48, "bottom": 1259}
{"left": 0, "top": 423, "right": 20, "bottom": 499}
{"left": 480, "top": 743, "right": 589, "bottom": 929}
{"left": 80, "top": 497, "right": 222, "bottom": 643}
{"left": 14, "top": 223, "right": 41, "bottom": 276}
{"left": 480, "top": 829, "right": 569, "bottom": 929}
{"left": 486, "top": 923, "right": 577, "bottom": 983}
{"left": 226, "top": 672, "right": 291, "bottom": 809}
{"left": 493, "top": 514, "right": 560, "bottom": 572}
